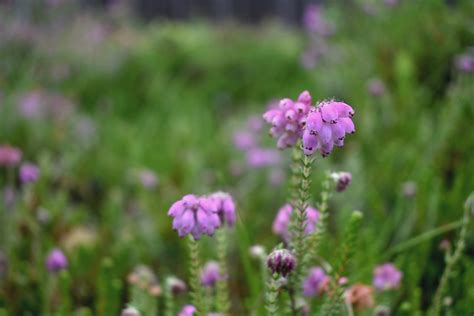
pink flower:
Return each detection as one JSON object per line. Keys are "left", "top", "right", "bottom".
{"left": 0, "top": 145, "right": 22, "bottom": 167}
{"left": 272, "top": 204, "right": 319, "bottom": 241}
{"left": 209, "top": 191, "right": 236, "bottom": 227}
{"left": 139, "top": 169, "right": 158, "bottom": 189}
{"left": 168, "top": 194, "right": 220, "bottom": 240}
{"left": 233, "top": 130, "right": 257, "bottom": 151}
{"left": 302, "top": 267, "right": 329, "bottom": 296}
{"left": 246, "top": 148, "right": 281, "bottom": 168}
{"left": 19, "top": 163, "right": 40, "bottom": 184}
{"left": 267, "top": 249, "right": 296, "bottom": 277}
{"left": 200, "top": 261, "right": 222, "bottom": 287}
{"left": 373, "top": 263, "right": 402, "bottom": 291}
{"left": 303, "top": 5, "right": 333, "bottom": 36}
{"left": 302, "top": 100, "right": 355, "bottom": 157}
{"left": 455, "top": 53, "right": 474, "bottom": 73}
{"left": 178, "top": 305, "right": 196, "bottom": 316}
{"left": 263, "top": 91, "right": 313, "bottom": 149}
{"left": 46, "top": 249, "right": 68, "bottom": 273}
{"left": 367, "top": 79, "right": 386, "bottom": 97}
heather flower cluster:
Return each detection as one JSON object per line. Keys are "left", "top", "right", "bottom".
{"left": 200, "top": 261, "right": 222, "bottom": 287}
{"left": 373, "top": 263, "right": 402, "bottom": 291}
{"left": 263, "top": 91, "right": 312, "bottom": 149}
{"left": 168, "top": 191, "right": 236, "bottom": 240}
{"left": 45, "top": 248, "right": 68, "bottom": 273}
{"left": 267, "top": 249, "right": 296, "bottom": 277}
{"left": 303, "top": 5, "right": 333, "bottom": 36}
{"left": 0, "top": 145, "right": 22, "bottom": 167}
{"left": 302, "top": 100, "right": 355, "bottom": 156}
{"left": 233, "top": 114, "right": 282, "bottom": 169}
{"left": 302, "top": 267, "right": 328, "bottom": 297}
{"left": 272, "top": 203, "right": 319, "bottom": 241}
{"left": 20, "top": 163, "right": 40, "bottom": 184}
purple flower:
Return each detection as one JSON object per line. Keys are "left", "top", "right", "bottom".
{"left": 384, "top": 0, "right": 399, "bottom": 7}
{"left": 302, "top": 100, "right": 355, "bottom": 157}
{"left": 267, "top": 249, "right": 296, "bottom": 277}
{"left": 209, "top": 191, "right": 236, "bottom": 227}
{"left": 246, "top": 148, "right": 281, "bottom": 168}
{"left": 302, "top": 267, "right": 329, "bottom": 297}
{"left": 367, "top": 79, "right": 386, "bottom": 97}
{"left": 303, "top": 5, "right": 333, "bottom": 36}
{"left": 121, "top": 306, "right": 140, "bottom": 316}
{"left": 178, "top": 305, "right": 196, "bottom": 316}
{"left": 139, "top": 169, "right": 158, "bottom": 189}
{"left": 0, "top": 145, "right": 22, "bottom": 167}
{"left": 331, "top": 172, "right": 352, "bottom": 192}
{"left": 167, "top": 276, "right": 187, "bottom": 295}
{"left": 200, "top": 261, "right": 222, "bottom": 287}
{"left": 272, "top": 204, "right": 319, "bottom": 241}
{"left": 246, "top": 115, "right": 263, "bottom": 132}
{"left": 46, "top": 249, "right": 68, "bottom": 273}
{"left": 168, "top": 194, "right": 221, "bottom": 240}
{"left": 263, "top": 91, "right": 313, "bottom": 149}
{"left": 373, "top": 263, "right": 402, "bottom": 291}
{"left": 19, "top": 163, "right": 40, "bottom": 184}
{"left": 18, "top": 91, "right": 44, "bottom": 119}
{"left": 455, "top": 53, "right": 474, "bottom": 73}
{"left": 233, "top": 130, "right": 257, "bottom": 151}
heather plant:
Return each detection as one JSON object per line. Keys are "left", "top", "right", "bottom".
{"left": 1, "top": 1, "right": 474, "bottom": 315}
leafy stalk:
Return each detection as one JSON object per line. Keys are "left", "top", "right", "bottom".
{"left": 292, "top": 154, "right": 314, "bottom": 287}
{"left": 430, "top": 194, "right": 473, "bottom": 316}
{"left": 321, "top": 211, "right": 363, "bottom": 315}
{"left": 306, "top": 172, "right": 332, "bottom": 267}
{"left": 188, "top": 236, "right": 206, "bottom": 315}
{"left": 216, "top": 229, "right": 231, "bottom": 315}
{"left": 164, "top": 278, "right": 174, "bottom": 316}
{"left": 265, "top": 273, "right": 280, "bottom": 316}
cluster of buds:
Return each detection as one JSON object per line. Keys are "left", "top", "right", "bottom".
{"left": 266, "top": 249, "right": 296, "bottom": 277}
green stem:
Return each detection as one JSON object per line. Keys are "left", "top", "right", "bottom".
{"left": 306, "top": 172, "right": 332, "bottom": 267}
{"left": 164, "top": 279, "right": 174, "bottom": 316}
{"left": 292, "top": 154, "right": 314, "bottom": 288}
{"left": 386, "top": 220, "right": 463, "bottom": 256}
{"left": 265, "top": 273, "right": 280, "bottom": 316}
{"left": 188, "top": 236, "right": 206, "bottom": 315}
{"left": 216, "top": 229, "right": 231, "bottom": 315}
{"left": 430, "top": 194, "right": 473, "bottom": 316}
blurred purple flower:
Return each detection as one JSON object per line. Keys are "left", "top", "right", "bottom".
{"left": 384, "top": 0, "right": 399, "bottom": 7}
{"left": 303, "top": 5, "right": 333, "bottom": 36}
{"left": 373, "top": 263, "right": 402, "bottom": 291}
{"left": 246, "top": 115, "right": 263, "bottom": 132}
{"left": 0, "top": 145, "right": 22, "bottom": 167}
{"left": 18, "top": 91, "right": 44, "bottom": 119}
{"left": 139, "top": 169, "right": 158, "bottom": 189}
{"left": 455, "top": 53, "right": 474, "bottom": 73}
{"left": 46, "top": 249, "right": 68, "bottom": 273}
{"left": 268, "top": 169, "right": 285, "bottom": 187}
{"left": 168, "top": 194, "right": 220, "bottom": 240}
{"left": 367, "top": 79, "right": 386, "bottom": 97}
{"left": 121, "top": 306, "right": 140, "bottom": 316}
{"left": 303, "top": 267, "right": 329, "bottom": 296}
{"left": 200, "top": 261, "right": 222, "bottom": 287}
{"left": 19, "top": 163, "right": 40, "bottom": 184}
{"left": 263, "top": 91, "right": 313, "bottom": 149}
{"left": 246, "top": 148, "right": 281, "bottom": 168}
{"left": 302, "top": 100, "right": 355, "bottom": 157}
{"left": 178, "top": 305, "right": 196, "bottom": 316}
{"left": 209, "top": 191, "right": 236, "bottom": 227}
{"left": 272, "top": 204, "right": 319, "bottom": 241}
{"left": 331, "top": 172, "right": 352, "bottom": 192}
{"left": 233, "top": 130, "right": 257, "bottom": 151}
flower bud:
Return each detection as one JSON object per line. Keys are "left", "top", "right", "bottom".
{"left": 267, "top": 249, "right": 296, "bottom": 277}
{"left": 331, "top": 172, "right": 352, "bottom": 192}
{"left": 121, "top": 306, "right": 140, "bottom": 316}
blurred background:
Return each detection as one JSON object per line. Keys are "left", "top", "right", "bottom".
{"left": 0, "top": 0, "right": 473, "bottom": 315}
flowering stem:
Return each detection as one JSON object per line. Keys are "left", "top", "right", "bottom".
{"left": 306, "top": 172, "right": 332, "bottom": 267}
{"left": 430, "top": 194, "right": 473, "bottom": 316}
{"left": 216, "top": 229, "right": 231, "bottom": 315}
{"left": 265, "top": 273, "right": 280, "bottom": 316}
{"left": 164, "top": 279, "right": 174, "bottom": 316}
{"left": 321, "top": 211, "right": 363, "bottom": 315}
{"left": 187, "top": 236, "right": 206, "bottom": 315}
{"left": 293, "top": 154, "right": 314, "bottom": 287}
